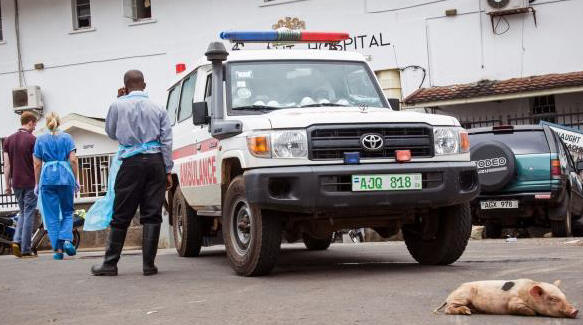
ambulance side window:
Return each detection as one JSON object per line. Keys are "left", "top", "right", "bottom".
{"left": 193, "top": 73, "right": 212, "bottom": 124}
{"left": 166, "top": 86, "right": 180, "bottom": 126}
{"left": 178, "top": 73, "right": 198, "bottom": 123}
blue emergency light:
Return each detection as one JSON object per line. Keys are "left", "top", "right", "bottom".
{"left": 344, "top": 152, "right": 361, "bottom": 164}
{"left": 220, "top": 30, "right": 350, "bottom": 43}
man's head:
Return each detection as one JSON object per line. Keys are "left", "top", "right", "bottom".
{"left": 123, "top": 69, "right": 146, "bottom": 93}
{"left": 20, "top": 111, "right": 38, "bottom": 132}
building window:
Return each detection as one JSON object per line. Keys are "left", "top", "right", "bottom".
{"left": 123, "top": 0, "right": 152, "bottom": 21}
{"left": 72, "top": 0, "right": 91, "bottom": 29}
{"left": 0, "top": 2, "right": 4, "bottom": 41}
{"left": 532, "top": 95, "right": 556, "bottom": 115}
{"left": 531, "top": 95, "right": 556, "bottom": 123}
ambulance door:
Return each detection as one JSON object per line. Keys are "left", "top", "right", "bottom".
{"left": 188, "top": 68, "right": 222, "bottom": 212}
{"left": 173, "top": 70, "right": 200, "bottom": 206}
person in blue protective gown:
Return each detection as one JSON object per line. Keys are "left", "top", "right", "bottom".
{"left": 33, "top": 112, "right": 80, "bottom": 260}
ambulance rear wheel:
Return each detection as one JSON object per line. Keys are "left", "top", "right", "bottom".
{"left": 172, "top": 188, "right": 203, "bottom": 257}
{"left": 223, "top": 176, "right": 282, "bottom": 276}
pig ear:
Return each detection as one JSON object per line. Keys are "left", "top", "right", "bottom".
{"left": 529, "top": 285, "right": 544, "bottom": 299}
{"left": 553, "top": 280, "right": 562, "bottom": 288}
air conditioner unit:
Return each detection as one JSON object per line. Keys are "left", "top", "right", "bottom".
{"left": 484, "top": 0, "right": 528, "bottom": 12}
{"left": 12, "top": 86, "right": 43, "bottom": 113}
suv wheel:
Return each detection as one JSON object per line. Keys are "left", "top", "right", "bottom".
{"left": 223, "top": 176, "right": 282, "bottom": 276}
{"left": 302, "top": 233, "right": 332, "bottom": 251}
{"left": 551, "top": 209, "right": 572, "bottom": 237}
{"left": 172, "top": 188, "right": 203, "bottom": 257}
{"left": 403, "top": 203, "right": 472, "bottom": 265}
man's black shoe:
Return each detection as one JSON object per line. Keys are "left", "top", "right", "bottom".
{"left": 142, "top": 223, "right": 161, "bottom": 276}
{"left": 91, "top": 227, "right": 127, "bottom": 276}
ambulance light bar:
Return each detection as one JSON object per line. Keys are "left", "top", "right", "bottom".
{"left": 220, "top": 30, "right": 350, "bottom": 43}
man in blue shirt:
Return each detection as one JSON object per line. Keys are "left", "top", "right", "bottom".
{"left": 92, "top": 70, "right": 173, "bottom": 276}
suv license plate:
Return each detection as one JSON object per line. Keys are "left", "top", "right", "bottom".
{"left": 480, "top": 200, "right": 519, "bottom": 210}
{"left": 352, "top": 174, "right": 422, "bottom": 192}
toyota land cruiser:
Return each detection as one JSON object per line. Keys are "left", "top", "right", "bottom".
{"left": 166, "top": 31, "right": 479, "bottom": 276}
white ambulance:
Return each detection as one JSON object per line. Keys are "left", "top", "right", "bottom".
{"left": 165, "top": 31, "right": 479, "bottom": 276}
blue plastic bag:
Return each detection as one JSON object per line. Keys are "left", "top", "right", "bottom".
{"left": 83, "top": 141, "right": 161, "bottom": 231}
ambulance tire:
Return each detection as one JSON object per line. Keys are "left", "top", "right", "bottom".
{"left": 172, "top": 188, "right": 203, "bottom": 257}
{"left": 403, "top": 203, "right": 472, "bottom": 265}
{"left": 223, "top": 176, "right": 282, "bottom": 276}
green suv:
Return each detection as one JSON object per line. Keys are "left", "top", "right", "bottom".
{"left": 469, "top": 125, "right": 583, "bottom": 238}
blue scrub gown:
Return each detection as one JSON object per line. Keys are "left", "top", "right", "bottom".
{"left": 33, "top": 132, "right": 76, "bottom": 251}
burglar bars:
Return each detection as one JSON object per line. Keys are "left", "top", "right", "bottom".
{"left": 77, "top": 154, "right": 114, "bottom": 199}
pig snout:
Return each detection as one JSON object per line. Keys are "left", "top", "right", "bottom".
{"left": 568, "top": 308, "right": 578, "bottom": 319}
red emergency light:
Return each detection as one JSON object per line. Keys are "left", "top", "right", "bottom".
{"left": 176, "top": 63, "right": 186, "bottom": 74}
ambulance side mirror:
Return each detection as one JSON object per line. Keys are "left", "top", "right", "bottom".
{"left": 193, "top": 101, "right": 210, "bottom": 125}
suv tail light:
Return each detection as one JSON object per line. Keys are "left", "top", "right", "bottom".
{"left": 551, "top": 159, "right": 561, "bottom": 179}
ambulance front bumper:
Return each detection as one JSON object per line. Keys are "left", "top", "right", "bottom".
{"left": 243, "top": 162, "right": 479, "bottom": 214}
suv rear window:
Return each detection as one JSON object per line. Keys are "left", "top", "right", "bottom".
{"left": 470, "top": 130, "right": 550, "bottom": 155}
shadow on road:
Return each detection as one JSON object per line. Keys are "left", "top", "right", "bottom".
{"left": 176, "top": 244, "right": 471, "bottom": 278}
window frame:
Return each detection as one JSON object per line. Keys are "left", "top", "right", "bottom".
{"left": 72, "top": 0, "right": 92, "bottom": 30}
{"left": 177, "top": 72, "right": 198, "bottom": 123}
{"left": 124, "top": 0, "right": 152, "bottom": 22}
{"left": 166, "top": 84, "right": 182, "bottom": 126}
{"left": 0, "top": 1, "right": 4, "bottom": 42}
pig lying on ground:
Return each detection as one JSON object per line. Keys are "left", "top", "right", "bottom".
{"left": 434, "top": 279, "right": 578, "bottom": 318}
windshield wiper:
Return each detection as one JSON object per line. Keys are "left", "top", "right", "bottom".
{"left": 300, "top": 103, "right": 348, "bottom": 108}
{"left": 232, "top": 105, "right": 283, "bottom": 112}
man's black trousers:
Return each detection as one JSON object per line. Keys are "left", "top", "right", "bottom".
{"left": 110, "top": 153, "right": 166, "bottom": 230}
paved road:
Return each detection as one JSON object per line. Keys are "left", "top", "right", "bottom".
{"left": 1, "top": 238, "right": 582, "bottom": 325}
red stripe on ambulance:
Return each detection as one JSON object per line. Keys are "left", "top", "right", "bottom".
{"left": 172, "top": 139, "right": 219, "bottom": 160}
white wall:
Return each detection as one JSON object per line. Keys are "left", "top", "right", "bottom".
{"left": 1, "top": 0, "right": 582, "bottom": 137}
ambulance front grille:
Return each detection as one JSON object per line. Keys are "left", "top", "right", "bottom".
{"left": 308, "top": 124, "right": 434, "bottom": 160}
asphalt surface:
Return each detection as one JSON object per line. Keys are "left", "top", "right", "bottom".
{"left": 1, "top": 238, "right": 582, "bottom": 325}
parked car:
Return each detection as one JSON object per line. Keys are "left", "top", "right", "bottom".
{"left": 468, "top": 125, "right": 583, "bottom": 238}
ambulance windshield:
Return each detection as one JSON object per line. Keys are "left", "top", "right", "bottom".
{"left": 228, "top": 61, "right": 387, "bottom": 112}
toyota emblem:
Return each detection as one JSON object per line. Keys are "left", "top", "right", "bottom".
{"left": 361, "top": 133, "right": 384, "bottom": 151}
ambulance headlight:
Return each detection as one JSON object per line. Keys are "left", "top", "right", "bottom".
{"left": 247, "top": 130, "right": 308, "bottom": 159}
{"left": 271, "top": 130, "right": 308, "bottom": 158}
{"left": 434, "top": 127, "right": 468, "bottom": 155}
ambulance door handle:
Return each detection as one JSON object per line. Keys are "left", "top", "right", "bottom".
{"left": 196, "top": 143, "right": 202, "bottom": 151}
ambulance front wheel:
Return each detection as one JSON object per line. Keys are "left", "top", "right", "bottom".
{"left": 223, "top": 176, "right": 282, "bottom": 276}
{"left": 172, "top": 188, "right": 203, "bottom": 257}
